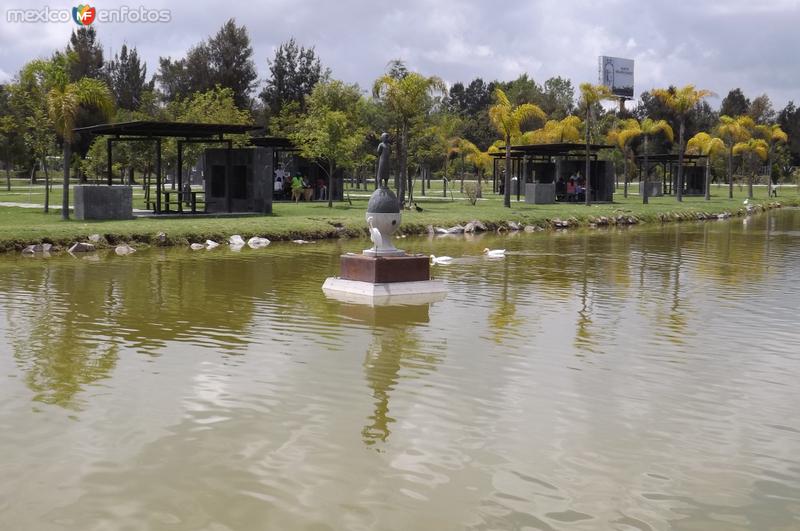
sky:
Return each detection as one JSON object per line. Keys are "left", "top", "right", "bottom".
{"left": 1, "top": 0, "right": 799, "bottom": 110}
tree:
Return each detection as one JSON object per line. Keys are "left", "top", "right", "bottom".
{"left": 488, "top": 87, "right": 546, "bottom": 207}
{"left": 686, "top": 132, "right": 725, "bottom": 201}
{"left": 652, "top": 85, "right": 714, "bottom": 202}
{"left": 733, "top": 138, "right": 768, "bottom": 199}
{"left": 261, "top": 38, "right": 327, "bottom": 121}
{"left": 14, "top": 59, "right": 59, "bottom": 209}
{"left": 541, "top": 76, "right": 575, "bottom": 119}
{"left": 522, "top": 116, "right": 581, "bottom": 144}
{"left": 157, "top": 19, "right": 256, "bottom": 108}
{"left": 290, "top": 80, "right": 365, "bottom": 207}
{"left": 106, "top": 44, "right": 152, "bottom": 110}
{"left": 749, "top": 94, "right": 775, "bottom": 125}
{"left": 717, "top": 115, "right": 754, "bottom": 199}
{"left": 431, "top": 113, "right": 463, "bottom": 191}
{"left": 755, "top": 124, "right": 788, "bottom": 196}
{"left": 66, "top": 27, "right": 104, "bottom": 81}
{"left": 778, "top": 101, "right": 800, "bottom": 164}
{"left": 720, "top": 88, "right": 750, "bottom": 118}
{"left": 639, "top": 118, "right": 674, "bottom": 204}
{"left": 578, "top": 83, "right": 615, "bottom": 206}
{"left": 607, "top": 118, "right": 642, "bottom": 198}
{"left": 47, "top": 72, "right": 114, "bottom": 220}
{"left": 373, "top": 67, "right": 446, "bottom": 203}
{"left": 206, "top": 19, "right": 257, "bottom": 108}
{"left": 0, "top": 107, "right": 16, "bottom": 190}
{"left": 460, "top": 139, "right": 492, "bottom": 198}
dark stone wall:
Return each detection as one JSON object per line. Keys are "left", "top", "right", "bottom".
{"left": 74, "top": 185, "right": 133, "bottom": 220}
{"left": 203, "top": 147, "right": 273, "bottom": 214}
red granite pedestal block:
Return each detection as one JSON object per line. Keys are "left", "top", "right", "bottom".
{"left": 340, "top": 254, "right": 430, "bottom": 283}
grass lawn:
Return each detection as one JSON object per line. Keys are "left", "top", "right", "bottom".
{"left": 0, "top": 181, "right": 798, "bottom": 253}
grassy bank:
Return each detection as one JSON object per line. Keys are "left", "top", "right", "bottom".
{"left": 1, "top": 186, "right": 798, "bottom": 253}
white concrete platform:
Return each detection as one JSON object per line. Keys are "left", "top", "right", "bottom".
{"left": 322, "top": 277, "right": 447, "bottom": 306}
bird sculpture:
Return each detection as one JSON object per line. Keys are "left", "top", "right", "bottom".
{"left": 430, "top": 255, "right": 453, "bottom": 265}
{"left": 368, "top": 217, "right": 383, "bottom": 253}
{"left": 483, "top": 248, "right": 506, "bottom": 258}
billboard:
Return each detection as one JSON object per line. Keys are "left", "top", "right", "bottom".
{"left": 598, "top": 56, "right": 634, "bottom": 98}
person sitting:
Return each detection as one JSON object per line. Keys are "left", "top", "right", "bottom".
{"left": 316, "top": 178, "right": 327, "bottom": 200}
{"left": 302, "top": 176, "right": 314, "bottom": 201}
{"left": 566, "top": 178, "right": 576, "bottom": 201}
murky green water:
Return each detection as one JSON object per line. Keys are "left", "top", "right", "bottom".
{"left": 1, "top": 210, "right": 799, "bottom": 531}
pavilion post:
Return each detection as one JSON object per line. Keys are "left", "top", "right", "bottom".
{"left": 107, "top": 137, "right": 113, "bottom": 186}
{"left": 493, "top": 158, "right": 497, "bottom": 193}
{"left": 155, "top": 138, "right": 162, "bottom": 214}
{"left": 177, "top": 140, "right": 183, "bottom": 213}
{"left": 225, "top": 139, "right": 232, "bottom": 213}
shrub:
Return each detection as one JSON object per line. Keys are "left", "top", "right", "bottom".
{"left": 463, "top": 181, "right": 480, "bottom": 205}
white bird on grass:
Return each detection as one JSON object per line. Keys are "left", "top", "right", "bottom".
{"left": 430, "top": 255, "right": 453, "bottom": 265}
{"left": 205, "top": 240, "right": 219, "bottom": 249}
{"left": 483, "top": 248, "right": 506, "bottom": 258}
{"left": 247, "top": 236, "right": 270, "bottom": 249}
{"left": 229, "top": 235, "right": 245, "bottom": 246}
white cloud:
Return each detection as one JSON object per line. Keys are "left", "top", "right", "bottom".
{"left": 0, "top": 0, "right": 797, "bottom": 107}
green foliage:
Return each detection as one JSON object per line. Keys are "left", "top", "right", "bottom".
{"left": 261, "top": 38, "right": 328, "bottom": 122}
{"left": 289, "top": 80, "right": 366, "bottom": 206}
{"left": 156, "top": 19, "right": 257, "bottom": 108}
{"left": 720, "top": 88, "right": 750, "bottom": 118}
{"left": 106, "top": 44, "right": 153, "bottom": 110}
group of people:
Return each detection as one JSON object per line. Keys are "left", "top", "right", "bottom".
{"left": 555, "top": 172, "right": 587, "bottom": 202}
{"left": 273, "top": 164, "right": 328, "bottom": 202}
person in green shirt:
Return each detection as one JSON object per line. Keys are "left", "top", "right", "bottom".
{"left": 291, "top": 174, "right": 304, "bottom": 203}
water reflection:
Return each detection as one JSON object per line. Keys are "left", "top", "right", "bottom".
{"left": 1, "top": 210, "right": 799, "bottom": 530}
{"left": 333, "top": 303, "right": 443, "bottom": 448}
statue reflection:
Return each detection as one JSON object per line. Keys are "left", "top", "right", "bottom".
{"left": 329, "top": 301, "right": 443, "bottom": 449}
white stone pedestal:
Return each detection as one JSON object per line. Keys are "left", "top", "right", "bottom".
{"left": 322, "top": 278, "right": 447, "bottom": 306}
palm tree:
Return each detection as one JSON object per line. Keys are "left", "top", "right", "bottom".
{"left": 578, "top": 83, "right": 614, "bottom": 206}
{"left": 686, "top": 132, "right": 725, "bottom": 201}
{"left": 606, "top": 118, "right": 642, "bottom": 198}
{"left": 652, "top": 85, "right": 714, "bottom": 202}
{"left": 521, "top": 116, "right": 582, "bottom": 144}
{"left": 754, "top": 124, "right": 788, "bottom": 197}
{"left": 373, "top": 70, "right": 446, "bottom": 203}
{"left": 733, "top": 138, "right": 769, "bottom": 199}
{"left": 488, "top": 88, "right": 546, "bottom": 207}
{"left": 639, "top": 118, "right": 674, "bottom": 205}
{"left": 460, "top": 139, "right": 492, "bottom": 199}
{"left": 717, "top": 115, "right": 754, "bottom": 199}
{"left": 47, "top": 76, "right": 114, "bottom": 220}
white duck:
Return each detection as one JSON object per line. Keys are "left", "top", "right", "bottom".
{"left": 229, "top": 235, "right": 245, "bottom": 246}
{"left": 483, "top": 248, "right": 506, "bottom": 258}
{"left": 430, "top": 255, "right": 453, "bottom": 265}
{"left": 247, "top": 236, "right": 271, "bottom": 249}
{"left": 190, "top": 243, "right": 205, "bottom": 250}
{"left": 205, "top": 240, "right": 220, "bottom": 249}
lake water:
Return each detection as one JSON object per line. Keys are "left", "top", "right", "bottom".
{"left": 1, "top": 210, "right": 799, "bottom": 531}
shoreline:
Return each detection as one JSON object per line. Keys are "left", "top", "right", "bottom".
{"left": 2, "top": 197, "right": 795, "bottom": 255}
